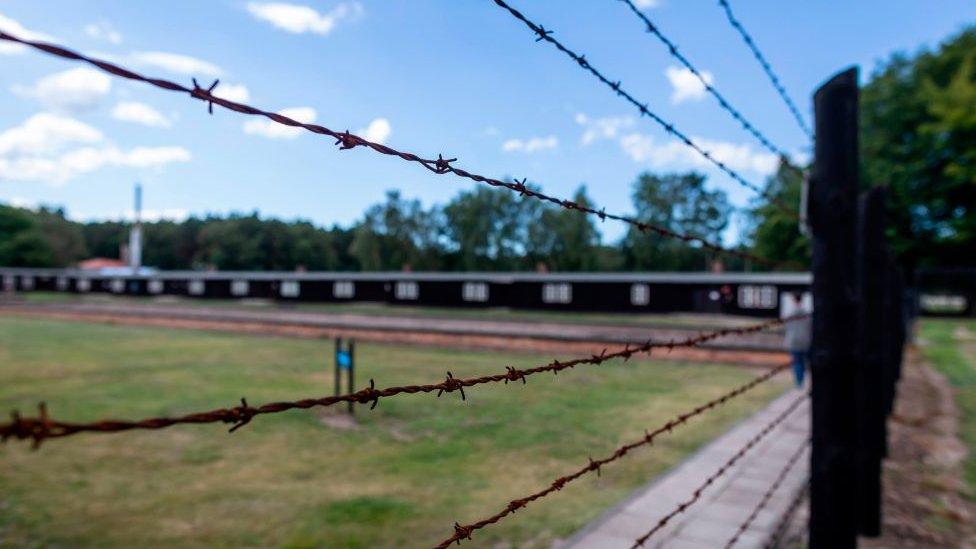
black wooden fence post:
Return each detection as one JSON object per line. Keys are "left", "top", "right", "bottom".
{"left": 809, "top": 66, "right": 860, "bottom": 549}
{"left": 855, "top": 187, "right": 886, "bottom": 536}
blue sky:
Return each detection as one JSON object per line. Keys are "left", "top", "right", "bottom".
{"left": 0, "top": 0, "right": 973, "bottom": 245}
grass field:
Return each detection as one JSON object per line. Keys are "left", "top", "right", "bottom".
{"left": 919, "top": 318, "right": 976, "bottom": 499}
{"left": 0, "top": 317, "right": 785, "bottom": 548}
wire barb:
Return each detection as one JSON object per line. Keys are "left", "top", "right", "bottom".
{"left": 0, "top": 28, "right": 790, "bottom": 267}
{"left": 716, "top": 0, "right": 813, "bottom": 139}
{"left": 434, "top": 361, "right": 793, "bottom": 548}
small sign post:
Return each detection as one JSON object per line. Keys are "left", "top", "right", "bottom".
{"left": 334, "top": 337, "right": 356, "bottom": 415}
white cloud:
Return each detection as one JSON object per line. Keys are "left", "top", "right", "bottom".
{"left": 0, "top": 113, "right": 190, "bottom": 184}
{"left": 633, "top": 0, "right": 660, "bottom": 8}
{"left": 246, "top": 2, "right": 363, "bottom": 35}
{"left": 242, "top": 107, "right": 316, "bottom": 139}
{"left": 131, "top": 51, "right": 223, "bottom": 77}
{"left": 574, "top": 113, "right": 635, "bottom": 145}
{"left": 665, "top": 66, "right": 713, "bottom": 104}
{"left": 502, "top": 135, "right": 558, "bottom": 153}
{"left": 111, "top": 102, "right": 171, "bottom": 128}
{"left": 213, "top": 83, "right": 250, "bottom": 103}
{"left": 0, "top": 113, "right": 103, "bottom": 156}
{"left": 84, "top": 22, "right": 122, "bottom": 45}
{"left": 12, "top": 67, "right": 112, "bottom": 112}
{"left": 358, "top": 117, "right": 391, "bottom": 144}
{"left": 0, "top": 13, "right": 54, "bottom": 54}
{"left": 619, "top": 132, "right": 778, "bottom": 175}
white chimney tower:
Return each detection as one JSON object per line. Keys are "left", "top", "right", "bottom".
{"left": 128, "top": 182, "right": 143, "bottom": 271}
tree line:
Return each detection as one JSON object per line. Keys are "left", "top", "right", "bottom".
{"left": 0, "top": 170, "right": 756, "bottom": 272}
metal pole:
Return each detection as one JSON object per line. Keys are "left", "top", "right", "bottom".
{"left": 348, "top": 340, "right": 355, "bottom": 415}
{"left": 855, "top": 187, "right": 886, "bottom": 536}
{"left": 334, "top": 337, "right": 342, "bottom": 399}
{"left": 809, "top": 66, "right": 860, "bottom": 549}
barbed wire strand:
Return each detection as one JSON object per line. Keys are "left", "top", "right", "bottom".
{"left": 716, "top": 0, "right": 813, "bottom": 139}
{"left": 615, "top": 0, "right": 806, "bottom": 178}
{"left": 725, "top": 440, "right": 809, "bottom": 548}
{"left": 632, "top": 393, "right": 807, "bottom": 547}
{"left": 0, "top": 30, "right": 784, "bottom": 268}
{"left": 489, "top": 0, "right": 797, "bottom": 217}
{"left": 0, "top": 314, "right": 805, "bottom": 448}
{"left": 765, "top": 476, "right": 809, "bottom": 549}
{"left": 435, "top": 361, "right": 792, "bottom": 548}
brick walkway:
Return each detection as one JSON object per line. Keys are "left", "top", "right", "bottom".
{"left": 561, "top": 388, "right": 809, "bottom": 548}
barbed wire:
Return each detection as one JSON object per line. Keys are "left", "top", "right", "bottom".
{"left": 0, "top": 30, "right": 785, "bottom": 268}
{"left": 725, "top": 439, "right": 809, "bottom": 548}
{"left": 435, "top": 361, "right": 791, "bottom": 548}
{"left": 765, "top": 476, "right": 809, "bottom": 549}
{"left": 0, "top": 314, "right": 805, "bottom": 448}
{"left": 716, "top": 0, "right": 813, "bottom": 139}
{"left": 489, "top": 0, "right": 797, "bottom": 217}
{"left": 631, "top": 392, "right": 807, "bottom": 547}
{"left": 615, "top": 0, "right": 806, "bottom": 178}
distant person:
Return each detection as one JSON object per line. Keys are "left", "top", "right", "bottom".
{"left": 783, "top": 292, "right": 812, "bottom": 387}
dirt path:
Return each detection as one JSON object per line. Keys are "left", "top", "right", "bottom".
{"left": 861, "top": 346, "right": 975, "bottom": 548}
{"left": 0, "top": 304, "right": 789, "bottom": 366}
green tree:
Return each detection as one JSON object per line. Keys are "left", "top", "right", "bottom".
{"left": 527, "top": 186, "right": 601, "bottom": 271}
{"left": 622, "top": 172, "right": 732, "bottom": 271}
{"left": 746, "top": 161, "right": 809, "bottom": 268}
{"left": 0, "top": 205, "right": 55, "bottom": 267}
{"left": 443, "top": 184, "right": 542, "bottom": 271}
{"left": 861, "top": 27, "right": 976, "bottom": 267}
{"left": 350, "top": 191, "right": 442, "bottom": 270}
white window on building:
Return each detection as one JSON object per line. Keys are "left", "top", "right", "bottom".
{"left": 395, "top": 281, "right": 419, "bottom": 300}
{"left": 148, "top": 280, "right": 164, "bottom": 294}
{"left": 20, "top": 276, "right": 34, "bottom": 290}
{"left": 280, "top": 280, "right": 300, "bottom": 298}
{"left": 57, "top": 277, "right": 69, "bottom": 291}
{"left": 738, "top": 285, "right": 778, "bottom": 309}
{"left": 76, "top": 278, "right": 91, "bottom": 292}
{"left": 2, "top": 275, "right": 14, "bottom": 291}
{"left": 920, "top": 294, "right": 968, "bottom": 314}
{"left": 542, "top": 283, "right": 572, "bottom": 304}
{"left": 462, "top": 282, "right": 489, "bottom": 302}
{"left": 188, "top": 280, "right": 205, "bottom": 295}
{"left": 333, "top": 281, "right": 355, "bottom": 299}
{"left": 110, "top": 278, "right": 125, "bottom": 294}
{"left": 231, "top": 280, "right": 249, "bottom": 296}
{"left": 630, "top": 284, "right": 650, "bottom": 306}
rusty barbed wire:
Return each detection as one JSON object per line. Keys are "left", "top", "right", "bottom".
{"left": 765, "top": 476, "right": 809, "bottom": 549}
{"left": 632, "top": 392, "right": 807, "bottom": 547}
{"left": 725, "top": 439, "right": 809, "bottom": 548}
{"left": 0, "top": 314, "right": 806, "bottom": 448}
{"left": 434, "top": 361, "right": 792, "bottom": 548}
{"left": 716, "top": 0, "right": 813, "bottom": 139}
{"left": 489, "top": 0, "right": 797, "bottom": 218}
{"left": 615, "top": 0, "right": 807, "bottom": 178}
{"left": 0, "top": 30, "right": 785, "bottom": 268}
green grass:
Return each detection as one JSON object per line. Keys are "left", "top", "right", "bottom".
{"left": 919, "top": 318, "right": 976, "bottom": 500}
{"left": 20, "top": 291, "right": 765, "bottom": 330}
{"left": 0, "top": 317, "right": 785, "bottom": 548}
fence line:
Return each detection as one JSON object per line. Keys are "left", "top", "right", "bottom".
{"left": 0, "top": 314, "right": 804, "bottom": 448}
{"left": 615, "top": 0, "right": 803, "bottom": 177}
{"left": 716, "top": 0, "right": 812, "bottom": 139}
{"left": 489, "top": 0, "right": 796, "bottom": 216}
{"left": 435, "top": 362, "right": 791, "bottom": 547}
{"left": 0, "top": 30, "right": 783, "bottom": 268}
{"left": 725, "top": 439, "right": 809, "bottom": 548}
{"left": 631, "top": 392, "right": 807, "bottom": 547}
{"left": 766, "top": 477, "right": 809, "bottom": 548}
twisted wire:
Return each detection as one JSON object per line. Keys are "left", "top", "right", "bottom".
{"left": 0, "top": 30, "right": 784, "bottom": 267}
{"left": 632, "top": 393, "right": 807, "bottom": 547}
{"left": 765, "top": 476, "right": 809, "bottom": 549}
{"left": 1, "top": 315, "right": 805, "bottom": 448}
{"left": 716, "top": 0, "right": 813, "bottom": 139}
{"left": 725, "top": 439, "right": 809, "bottom": 548}
{"left": 615, "top": 0, "right": 805, "bottom": 177}
{"left": 489, "top": 0, "right": 797, "bottom": 217}
{"left": 435, "top": 361, "right": 791, "bottom": 547}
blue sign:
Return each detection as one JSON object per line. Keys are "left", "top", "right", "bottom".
{"left": 337, "top": 350, "right": 352, "bottom": 370}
